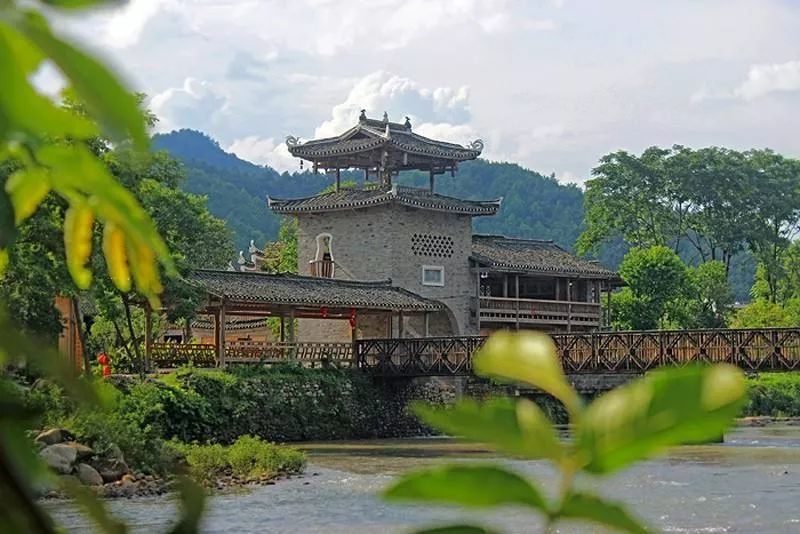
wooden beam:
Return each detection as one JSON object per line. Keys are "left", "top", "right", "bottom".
{"left": 219, "top": 300, "right": 227, "bottom": 366}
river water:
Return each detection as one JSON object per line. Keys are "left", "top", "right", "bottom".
{"left": 47, "top": 426, "right": 800, "bottom": 533}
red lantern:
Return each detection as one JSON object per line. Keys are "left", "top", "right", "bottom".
{"left": 97, "top": 353, "right": 109, "bottom": 366}
{"left": 349, "top": 317, "right": 356, "bottom": 329}
{"left": 320, "top": 307, "right": 328, "bottom": 318}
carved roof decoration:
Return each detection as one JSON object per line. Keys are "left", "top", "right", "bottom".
{"left": 268, "top": 185, "right": 501, "bottom": 216}
{"left": 285, "top": 112, "right": 483, "bottom": 171}
{"left": 471, "top": 235, "right": 620, "bottom": 280}
{"left": 190, "top": 270, "right": 443, "bottom": 312}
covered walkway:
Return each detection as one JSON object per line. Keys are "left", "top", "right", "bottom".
{"left": 147, "top": 269, "right": 442, "bottom": 368}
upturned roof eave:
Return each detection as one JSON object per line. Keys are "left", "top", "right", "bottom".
{"left": 470, "top": 254, "right": 620, "bottom": 280}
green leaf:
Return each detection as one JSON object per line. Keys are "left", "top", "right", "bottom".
{"left": 473, "top": 331, "right": 581, "bottom": 415}
{"left": 38, "top": 143, "right": 174, "bottom": 302}
{"left": 415, "top": 397, "right": 562, "bottom": 461}
{"left": 14, "top": 10, "right": 148, "bottom": 148}
{"left": 415, "top": 526, "right": 497, "bottom": 534}
{"left": 61, "top": 478, "right": 127, "bottom": 534}
{"left": 576, "top": 365, "right": 747, "bottom": 474}
{"left": 169, "top": 477, "right": 206, "bottom": 534}
{"left": 5, "top": 167, "right": 51, "bottom": 223}
{"left": 39, "top": 0, "right": 113, "bottom": 9}
{"left": 0, "top": 22, "right": 96, "bottom": 139}
{"left": 385, "top": 464, "right": 548, "bottom": 511}
{"left": 0, "top": 249, "right": 8, "bottom": 276}
{"left": 557, "top": 492, "right": 649, "bottom": 534}
{"left": 0, "top": 188, "right": 16, "bottom": 248}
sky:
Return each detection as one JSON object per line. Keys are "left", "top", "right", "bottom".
{"left": 49, "top": 0, "right": 800, "bottom": 184}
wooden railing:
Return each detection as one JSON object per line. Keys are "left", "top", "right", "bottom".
{"left": 150, "top": 343, "right": 217, "bottom": 368}
{"left": 149, "top": 341, "right": 353, "bottom": 369}
{"left": 309, "top": 259, "right": 334, "bottom": 278}
{"left": 355, "top": 328, "right": 800, "bottom": 376}
{"left": 477, "top": 296, "right": 602, "bottom": 327}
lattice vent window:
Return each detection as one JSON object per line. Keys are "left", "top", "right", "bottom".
{"left": 411, "top": 233, "right": 454, "bottom": 258}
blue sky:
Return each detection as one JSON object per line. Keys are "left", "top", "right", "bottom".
{"left": 51, "top": 0, "right": 800, "bottom": 183}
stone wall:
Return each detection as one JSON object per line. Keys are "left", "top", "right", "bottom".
{"left": 295, "top": 203, "right": 477, "bottom": 342}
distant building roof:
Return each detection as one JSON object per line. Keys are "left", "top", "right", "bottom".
{"left": 190, "top": 270, "right": 442, "bottom": 312}
{"left": 269, "top": 185, "right": 500, "bottom": 216}
{"left": 286, "top": 112, "right": 483, "bottom": 172}
{"left": 471, "top": 235, "right": 620, "bottom": 280}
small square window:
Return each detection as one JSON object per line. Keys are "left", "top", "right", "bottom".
{"left": 422, "top": 265, "right": 445, "bottom": 286}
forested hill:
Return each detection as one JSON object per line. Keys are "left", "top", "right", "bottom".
{"left": 152, "top": 129, "right": 593, "bottom": 258}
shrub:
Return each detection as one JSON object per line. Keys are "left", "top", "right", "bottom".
{"left": 744, "top": 373, "right": 800, "bottom": 417}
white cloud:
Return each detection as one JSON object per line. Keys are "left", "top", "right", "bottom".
{"left": 227, "top": 136, "right": 298, "bottom": 173}
{"left": 103, "top": 0, "right": 166, "bottom": 49}
{"left": 149, "top": 77, "right": 229, "bottom": 133}
{"left": 734, "top": 60, "right": 800, "bottom": 100}
{"left": 313, "top": 71, "right": 472, "bottom": 139}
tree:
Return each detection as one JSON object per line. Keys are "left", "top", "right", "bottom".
{"left": 612, "top": 246, "right": 690, "bottom": 330}
{"left": 670, "top": 260, "right": 734, "bottom": 329}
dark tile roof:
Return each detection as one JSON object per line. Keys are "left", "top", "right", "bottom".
{"left": 269, "top": 185, "right": 500, "bottom": 216}
{"left": 286, "top": 115, "right": 483, "bottom": 163}
{"left": 189, "top": 270, "right": 443, "bottom": 312}
{"left": 471, "top": 235, "right": 619, "bottom": 279}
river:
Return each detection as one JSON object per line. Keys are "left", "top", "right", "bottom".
{"left": 47, "top": 425, "right": 800, "bottom": 533}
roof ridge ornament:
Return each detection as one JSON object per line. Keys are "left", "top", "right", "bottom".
{"left": 285, "top": 135, "right": 300, "bottom": 148}
{"left": 404, "top": 116, "right": 412, "bottom": 130}
{"left": 467, "top": 139, "right": 484, "bottom": 152}
{"left": 359, "top": 109, "right": 367, "bottom": 122}
{"left": 382, "top": 111, "right": 389, "bottom": 122}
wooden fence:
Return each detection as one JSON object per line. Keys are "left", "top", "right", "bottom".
{"left": 355, "top": 328, "right": 800, "bottom": 376}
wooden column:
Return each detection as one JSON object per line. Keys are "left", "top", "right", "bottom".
{"left": 606, "top": 286, "right": 613, "bottom": 328}
{"left": 424, "top": 312, "right": 430, "bottom": 337}
{"left": 475, "top": 269, "right": 482, "bottom": 332}
{"left": 144, "top": 304, "right": 152, "bottom": 373}
{"left": 429, "top": 168, "right": 435, "bottom": 192}
{"left": 350, "top": 311, "right": 358, "bottom": 368}
{"left": 566, "top": 280, "right": 572, "bottom": 333}
{"left": 213, "top": 310, "right": 220, "bottom": 365}
{"left": 398, "top": 311, "right": 404, "bottom": 339}
{"left": 335, "top": 168, "right": 341, "bottom": 191}
{"left": 515, "top": 274, "right": 520, "bottom": 331}
{"left": 503, "top": 274, "right": 508, "bottom": 298}
{"left": 556, "top": 278, "right": 561, "bottom": 300}
{"left": 279, "top": 315, "right": 286, "bottom": 342}
{"left": 363, "top": 168, "right": 369, "bottom": 182}
{"left": 218, "top": 300, "right": 226, "bottom": 367}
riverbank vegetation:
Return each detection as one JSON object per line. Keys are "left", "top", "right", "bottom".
{"left": 744, "top": 373, "right": 800, "bottom": 417}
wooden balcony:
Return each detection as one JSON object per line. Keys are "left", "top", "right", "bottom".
{"left": 476, "top": 296, "right": 602, "bottom": 329}
{"left": 309, "top": 259, "right": 334, "bottom": 278}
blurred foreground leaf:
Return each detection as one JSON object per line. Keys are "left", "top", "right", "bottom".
{"left": 169, "top": 477, "right": 206, "bottom": 534}
{"left": 385, "top": 464, "right": 547, "bottom": 511}
{"left": 415, "top": 398, "right": 562, "bottom": 461}
{"left": 60, "top": 479, "right": 127, "bottom": 534}
{"left": 558, "top": 492, "right": 648, "bottom": 534}
{"left": 576, "top": 365, "right": 747, "bottom": 474}
{"left": 473, "top": 331, "right": 581, "bottom": 414}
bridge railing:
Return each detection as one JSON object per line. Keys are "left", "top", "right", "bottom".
{"left": 355, "top": 327, "right": 800, "bottom": 375}
{"left": 150, "top": 341, "right": 353, "bottom": 369}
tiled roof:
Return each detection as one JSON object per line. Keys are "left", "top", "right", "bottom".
{"left": 189, "top": 270, "right": 443, "bottom": 312}
{"left": 471, "top": 235, "right": 619, "bottom": 279}
{"left": 192, "top": 317, "right": 268, "bottom": 331}
{"left": 286, "top": 115, "right": 483, "bottom": 163}
{"left": 269, "top": 185, "right": 500, "bottom": 216}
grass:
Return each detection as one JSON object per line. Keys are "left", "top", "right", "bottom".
{"left": 744, "top": 372, "right": 800, "bottom": 417}
{"left": 172, "top": 435, "right": 306, "bottom": 484}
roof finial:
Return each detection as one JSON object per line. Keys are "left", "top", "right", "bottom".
{"left": 359, "top": 109, "right": 367, "bottom": 122}
{"left": 404, "top": 116, "right": 412, "bottom": 130}
{"left": 382, "top": 111, "right": 388, "bottom": 122}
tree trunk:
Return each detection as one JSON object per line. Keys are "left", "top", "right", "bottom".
{"left": 121, "top": 293, "right": 144, "bottom": 377}
{"left": 70, "top": 296, "right": 92, "bottom": 379}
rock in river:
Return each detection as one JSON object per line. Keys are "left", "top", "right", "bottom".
{"left": 76, "top": 463, "right": 104, "bottom": 487}
{"left": 40, "top": 444, "right": 78, "bottom": 475}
